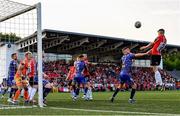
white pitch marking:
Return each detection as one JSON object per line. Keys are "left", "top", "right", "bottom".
{"left": 1, "top": 106, "right": 179, "bottom": 116}
{"left": 49, "top": 107, "right": 180, "bottom": 116}
{"left": 49, "top": 107, "right": 157, "bottom": 115}
{"left": 0, "top": 105, "right": 37, "bottom": 110}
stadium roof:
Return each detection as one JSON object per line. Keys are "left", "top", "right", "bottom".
{"left": 16, "top": 29, "right": 180, "bottom": 60}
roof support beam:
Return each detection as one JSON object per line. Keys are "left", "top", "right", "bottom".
{"left": 97, "top": 42, "right": 124, "bottom": 53}
{"left": 57, "top": 37, "right": 89, "bottom": 52}
{"left": 130, "top": 43, "right": 139, "bottom": 50}
{"left": 107, "top": 42, "right": 124, "bottom": 50}
{"left": 43, "top": 36, "right": 69, "bottom": 49}
{"left": 79, "top": 40, "right": 107, "bottom": 52}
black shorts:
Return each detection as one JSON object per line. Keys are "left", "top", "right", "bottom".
{"left": 150, "top": 55, "right": 161, "bottom": 66}
{"left": 68, "top": 80, "right": 73, "bottom": 86}
{"left": 29, "top": 77, "right": 38, "bottom": 86}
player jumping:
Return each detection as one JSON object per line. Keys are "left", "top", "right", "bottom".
{"left": 66, "top": 62, "right": 76, "bottom": 98}
{"left": 140, "top": 29, "right": 167, "bottom": 89}
{"left": 82, "top": 54, "right": 93, "bottom": 100}
{"left": 111, "top": 47, "right": 147, "bottom": 103}
{"left": 72, "top": 55, "right": 86, "bottom": 101}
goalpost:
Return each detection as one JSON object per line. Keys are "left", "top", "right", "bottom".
{"left": 0, "top": 0, "right": 43, "bottom": 107}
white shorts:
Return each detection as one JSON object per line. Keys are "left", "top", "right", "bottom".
{"left": 155, "top": 76, "right": 163, "bottom": 86}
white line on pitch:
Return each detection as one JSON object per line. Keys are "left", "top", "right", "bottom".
{"left": 49, "top": 107, "right": 180, "bottom": 116}
{"left": 0, "top": 105, "right": 37, "bottom": 110}
{"left": 49, "top": 107, "right": 158, "bottom": 115}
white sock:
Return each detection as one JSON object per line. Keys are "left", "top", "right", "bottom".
{"left": 86, "top": 89, "right": 90, "bottom": 98}
{"left": 86, "top": 88, "right": 92, "bottom": 99}
{"left": 28, "top": 86, "right": 32, "bottom": 96}
{"left": 89, "top": 88, "right": 93, "bottom": 99}
{"left": 71, "top": 90, "right": 75, "bottom": 97}
{"left": 30, "top": 88, "right": 37, "bottom": 101}
{"left": 21, "top": 89, "right": 24, "bottom": 97}
{"left": 155, "top": 71, "right": 163, "bottom": 85}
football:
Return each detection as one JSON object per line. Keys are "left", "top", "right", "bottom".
{"left": 135, "top": 21, "right": 141, "bottom": 28}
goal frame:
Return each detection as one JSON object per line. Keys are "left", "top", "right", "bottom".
{"left": 0, "top": 2, "right": 43, "bottom": 107}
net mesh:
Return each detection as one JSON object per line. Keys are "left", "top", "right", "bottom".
{"left": 0, "top": 9, "right": 37, "bottom": 40}
{"left": 0, "top": 0, "right": 39, "bottom": 108}
{"left": 0, "top": 0, "right": 30, "bottom": 21}
{"left": 0, "top": 0, "right": 37, "bottom": 41}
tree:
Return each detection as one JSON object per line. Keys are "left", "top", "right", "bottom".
{"left": 163, "top": 52, "right": 180, "bottom": 71}
{"left": 0, "top": 33, "right": 21, "bottom": 42}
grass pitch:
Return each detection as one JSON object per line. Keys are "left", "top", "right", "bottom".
{"left": 0, "top": 90, "right": 180, "bottom": 115}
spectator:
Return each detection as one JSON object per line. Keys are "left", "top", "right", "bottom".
{"left": 43, "top": 60, "right": 176, "bottom": 91}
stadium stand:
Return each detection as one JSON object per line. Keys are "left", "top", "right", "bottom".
{"left": 42, "top": 60, "right": 176, "bottom": 92}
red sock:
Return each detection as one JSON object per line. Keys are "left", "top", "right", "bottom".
{"left": 13, "top": 89, "right": 21, "bottom": 101}
{"left": 24, "top": 90, "right": 29, "bottom": 101}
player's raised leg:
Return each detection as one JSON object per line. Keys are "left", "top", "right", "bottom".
{"left": 110, "top": 83, "right": 122, "bottom": 102}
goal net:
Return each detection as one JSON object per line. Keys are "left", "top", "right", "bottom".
{"left": 0, "top": 0, "right": 43, "bottom": 108}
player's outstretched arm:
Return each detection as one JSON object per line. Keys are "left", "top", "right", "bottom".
{"left": 66, "top": 72, "right": 70, "bottom": 81}
{"left": 140, "top": 42, "right": 154, "bottom": 50}
{"left": 134, "top": 52, "right": 148, "bottom": 57}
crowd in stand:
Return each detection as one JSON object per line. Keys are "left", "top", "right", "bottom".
{"left": 43, "top": 60, "right": 176, "bottom": 92}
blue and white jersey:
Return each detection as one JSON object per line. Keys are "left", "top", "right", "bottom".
{"left": 8, "top": 60, "right": 18, "bottom": 81}
{"left": 121, "top": 53, "right": 135, "bottom": 73}
{"left": 74, "top": 60, "right": 86, "bottom": 77}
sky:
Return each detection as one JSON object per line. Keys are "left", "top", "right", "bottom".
{"left": 13, "top": 0, "right": 180, "bottom": 45}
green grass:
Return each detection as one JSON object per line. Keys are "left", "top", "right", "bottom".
{"left": 0, "top": 90, "right": 180, "bottom": 115}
